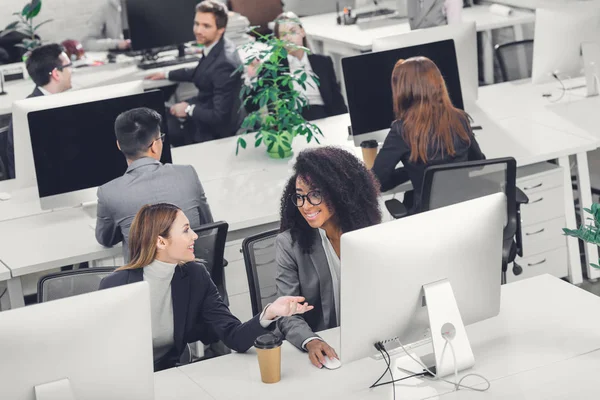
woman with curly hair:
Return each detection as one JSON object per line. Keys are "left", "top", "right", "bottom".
{"left": 275, "top": 146, "right": 382, "bottom": 368}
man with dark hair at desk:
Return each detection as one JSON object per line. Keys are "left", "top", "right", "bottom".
{"left": 408, "top": 0, "right": 463, "bottom": 30}
{"left": 146, "top": 0, "right": 243, "bottom": 144}
{"left": 95, "top": 107, "right": 214, "bottom": 262}
{"left": 5, "top": 43, "right": 72, "bottom": 180}
{"left": 82, "top": 0, "right": 131, "bottom": 51}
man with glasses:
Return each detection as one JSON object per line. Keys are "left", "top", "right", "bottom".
{"left": 95, "top": 107, "right": 214, "bottom": 262}
{"left": 5, "top": 43, "right": 73, "bottom": 179}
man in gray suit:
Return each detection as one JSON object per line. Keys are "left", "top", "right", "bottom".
{"left": 82, "top": 0, "right": 131, "bottom": 51}
{"left": 95, "top": 107, "right": 213, "bottom": 261}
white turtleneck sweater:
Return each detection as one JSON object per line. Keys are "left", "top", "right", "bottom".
{"left": 143, "top": 259, "right": 177, "bottom": 362}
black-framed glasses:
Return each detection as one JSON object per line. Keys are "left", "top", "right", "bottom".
{"left": 50, "top": 62, "right": 73, "bottom": 75}
{"left": 148, "top": 132, "right": 166, "bottom": 148}
{"left": 290, "top": 190, "right": 322, "bottom": 207}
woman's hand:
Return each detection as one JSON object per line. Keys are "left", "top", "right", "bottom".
{"left": 263, "top": 296, "right": 313, "bottom": 320}
{"left": 305, "top": 339, "right": 339, "bottom": 368}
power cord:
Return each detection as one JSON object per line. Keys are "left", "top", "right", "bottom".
{"left": 392, "top": 337, "right": 491, "bottom": 392}
{"left": 370, "top": 343, "right": 428, "bottom": 399}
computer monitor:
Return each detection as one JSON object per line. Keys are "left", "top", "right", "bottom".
{"left": 372, "top": 22, "right": 477, "bottom": 105}
{"left": 6, "top": 81, "right": 144, "bottom": 194}
{"left": 0, "top": 282, "right": 154, "bottom": 400}
{"left": 531, "top": 4, "right": 600, "bottom": 84}
{"left": 126, "top": 0, "right": 198, "bottom": 53}
{"left": 342, "top": 39, "right": 464, "bottom": 145}
{"left": 340, "top": 193, "right": 505, "bottom": 375}
{"left": 28, "top": 90, "right": 172, "bottom": 211}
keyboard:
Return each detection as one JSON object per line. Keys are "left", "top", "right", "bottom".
{"left": 138, "top": 56, "right": 200, "bottom": 70}
{"left": 356, "top": 8, "right": 396, "bottom": 20}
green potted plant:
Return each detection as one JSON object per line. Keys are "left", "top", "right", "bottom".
{"left": 1, "top": 0, "right": 52, "bottom": 57}
{"left": 563, "top": 203, "right": 600, "bottom": 269}
{"left": 236, "top": 29, "right": 323, "bottom": 159}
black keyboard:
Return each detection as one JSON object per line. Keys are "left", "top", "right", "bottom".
{"left": 355, "top": 8, "right": 396, "bottom": 19}
{"left": 137, "top": 56, "right": 200, "bottom": 70}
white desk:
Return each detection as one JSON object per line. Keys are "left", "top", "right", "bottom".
{"left": 300, "top": 3, "right": 535, "bottom": 87}
{"left": 1, "top": 90, "right": 600, "bottom": 308}
{"left": 154, "top": 367, "right": 215, "bottom": 400}
{"left": 175, "top": 275, "right": 600, "bottom": 399}
{"left": 0, "top": 261, "right": 10, "bottom": 282}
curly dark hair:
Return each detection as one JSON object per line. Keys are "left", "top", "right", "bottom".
{"left": 280, "top": 146, "right": 382, "bottom": 253}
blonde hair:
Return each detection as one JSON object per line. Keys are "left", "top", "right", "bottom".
{"left": 117, "top": 203, "right": 181, "bottom": 271}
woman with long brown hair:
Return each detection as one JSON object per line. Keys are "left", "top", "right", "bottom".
{"left": 99, "top": 203, "right": 313, "bottom": 371}
{"left": 372, "top": 56, "right": 485, "bottom": 211}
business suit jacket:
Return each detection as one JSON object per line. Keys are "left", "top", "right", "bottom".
{"left": 82, "top": 0, "right": 125, "bottom": 51}
{"left": 99, "top": 261, "right": 269, "bottom": 371}
{"left": 168, "top": 37, "right": 244, "bottom": 142}
{"left": 6, "top": 87, "right": 44, "bottom": 180}
{"left": 275, "top": 229, "right": 337, "bottom": 350}
{"left": 95, "top": 157, "right": 213, "bottom": 261}
{"left": 245, "top": 54, "right": 347, "bottom": 121}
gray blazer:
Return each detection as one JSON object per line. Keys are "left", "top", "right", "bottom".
{"left": 275, "top": 229, "right": 338, "bottom": 350}
{"left": 95, "top": 157, "right": 213, "bottom": 261}
{"left": 82, "top": 0, "right": 126, "bottom": 51}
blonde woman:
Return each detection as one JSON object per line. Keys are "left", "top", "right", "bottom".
{"left": 100, "top": 203, "right": 312, "bottom": 371}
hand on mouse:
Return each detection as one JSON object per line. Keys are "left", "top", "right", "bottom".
{"left": 305, "top": 339, "right": 338, "bottom": 368}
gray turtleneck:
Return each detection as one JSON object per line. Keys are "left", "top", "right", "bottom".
{"left": 143, "top": 259, "right": 177, "bottom": 362}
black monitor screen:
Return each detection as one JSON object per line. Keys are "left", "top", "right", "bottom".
{"left": 342, "top": 39, "right": 464, "bottom": 136}
{"left": 28, "top": 90, "right": 172, "bottom": 198}
{"left": 126, "top": 0, "right": 199, "bottom": 51}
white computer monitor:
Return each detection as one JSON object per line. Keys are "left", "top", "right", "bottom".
{"left": 0, "top": 282, "right": 154, "bottom": 400}
{"left": 532, "top": 4, "right": 600, "bottom": 84}
{"left": 5, "top": 81, "right": 144, "bottom": 194}
{"left": 340, "top": 193, "right": 505, "bottom": 375}
{"left": 372, "top": 22, "right": 477, "bottom": 106}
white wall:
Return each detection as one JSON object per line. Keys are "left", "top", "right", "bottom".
{"left": 0, "top": 0, "right": 106, "bottom": 45}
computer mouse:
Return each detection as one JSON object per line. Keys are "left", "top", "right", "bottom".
{"left": 0, "top": 192, "right": 12, "bottom": 201}
{"left": 321, "top": 357, "right": 342, "bottom": 370}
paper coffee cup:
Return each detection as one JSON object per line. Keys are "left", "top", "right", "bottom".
{"left": 255, "top": 333, "right": 283, "bottom": 384}
{"left": 360, "top": 140, "right": 379, "bottom": 169}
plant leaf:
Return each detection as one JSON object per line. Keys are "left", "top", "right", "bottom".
{"left": 239, "top": 137, "right": 247, "bottom": 149}
{"left": 255, "top": 138, "right": 262, "bottom": 147}
{"left": 29, "top": 0, "right": 42, "bottom": 18}
{"left": 34, "top": 18, "right": 52, "bottom": 31}
{"left": 278, "top": 146, "right": 285, "bottom": 158}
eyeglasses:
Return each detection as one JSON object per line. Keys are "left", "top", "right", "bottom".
{"left": 49, "top": 62, "right": 73, "bottom": 75}
{"left": 290, "top": 190, "right": 322, "bottom": 207}
{"left": 148, "top": 133, "right": 166, "bottom": 148}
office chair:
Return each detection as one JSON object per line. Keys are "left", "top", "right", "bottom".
{"left": 37, "top": 267, "right": 116, "bottom": 303}
{"left": 494, "top": 39, "right": 534, "bottom": 82}
{"left": 229, "top": 0, "right": 283, "bottom": 35}
{"left": 384, "top": 158, "right": 529, "bottom": 284}
{"left": 242, "top": 229, "right": 280, "bottom": 316}
{"left": 193, "top": 221, "right": 230, "bottom": 306}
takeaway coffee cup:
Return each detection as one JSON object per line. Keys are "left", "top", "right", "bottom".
{"left": 255, "top": 333, "right": 283, "bottom": 383}
{"left": 360, "top": 140, "right": 379, "bottom": 169}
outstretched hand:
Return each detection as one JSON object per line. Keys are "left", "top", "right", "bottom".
{"left": 264, "top": 296, "right": 313, "bottom": 320}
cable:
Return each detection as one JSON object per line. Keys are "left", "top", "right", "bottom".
{"left": 383, "top": 347, "right": 396, "bottom": 400}
{"left": 370, "top": 344, "right": 392, "bottom": 388}
{"left": 0, "top": 288, "right": 6, "bottom": 300}
{"left": 393, "top": 337, "right": 491, "bottom": 392}
{"left": 548, "top": 72, "right": 566, "bottom": 103}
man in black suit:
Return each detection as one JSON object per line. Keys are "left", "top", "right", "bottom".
{"left": 146, "top": 0, "right": 243, "bottom": 144}
{"left": 5, "top": 44, "right": 72, "bottom": 179}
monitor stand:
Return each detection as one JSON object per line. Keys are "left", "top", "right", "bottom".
{"left": 421, "top": 278, "right": 475, "bottom": 377}
{"left": 35, "top": 378, "right": 76, "bottom": 400}
{"left": 582, "top": 42, "right": 600, "bottom": 97}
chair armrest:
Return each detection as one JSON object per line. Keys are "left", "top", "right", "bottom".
{"left": 516, "top": 188, "right": 529, "bottom": 205}
{"left": 223, "top": 258, "right": 228, "bottom": 268}
{"left": 385, "top": 198, "right": 409, "bottom": 219}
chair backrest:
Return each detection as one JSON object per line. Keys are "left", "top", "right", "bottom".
{"left": 193, "top": 221, "right": 229, "bottom": 291}
{"left": 37, "top": 267, "right": 116, "bottom": 303}
{"left": 494, "top": 39, "right": 534, "bottom": 82}
{"left": 420, "top": 157, "right": 517, "bottom": 241}
{"left": 242, "top": 229, "right": 279, "bottom": 316}
{"left": 229, "top": 0, "right": 283, "bottom": 34}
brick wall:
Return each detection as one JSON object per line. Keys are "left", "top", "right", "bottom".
{"left": 1, "top": 0, "right": 106, "bottom": 45}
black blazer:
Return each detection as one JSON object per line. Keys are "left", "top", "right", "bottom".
{"left": 169, "top": 38, "right": 244, "bottom": 142}
{"left": 372, "top": 119, "right": 486, "bottom": 210}
{"left": 6, "top": 87, "right": 44, "bottom": 179}
{"left": 245, "top": 54, "right": 347, "bottom": 120}
{"left": 99, "top": 261, "right": 269, "bottom": 371}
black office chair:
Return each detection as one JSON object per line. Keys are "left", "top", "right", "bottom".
{"left": 193, "top": 221, "right": 230, "bottom": 306}
{"left": 242, "top": 229, "right": 280, "bottom": 316}
{"left": 494, "top": 39, "right": 534, "bottom": 82}
{"left": 385, "top": 158, "right": 529, "bottom": 284}
{"left": 37, "top": 267, "right": 116, "bottom": 303}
